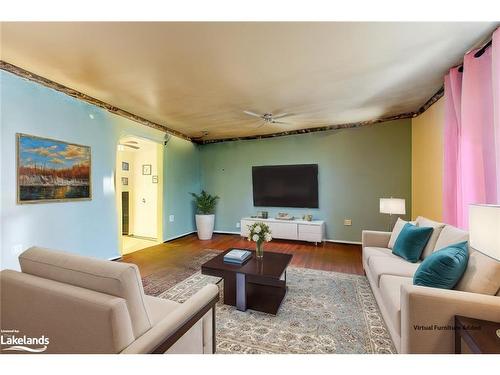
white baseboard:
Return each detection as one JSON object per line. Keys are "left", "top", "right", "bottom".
{"left": 162, "top": 230, "right": 362, "bottom": 245}
{"left": 325, "top": 239, "right": 362, "bottom": 245}
{"left": 164, "top": 231, "right": 196, "bottom": 242}
{"left": 214, "top": 230, "right": 241, "bottom": 235}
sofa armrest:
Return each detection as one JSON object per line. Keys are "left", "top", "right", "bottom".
{"left": 121, "top": 284, "right": 219, "bottom": 354}
{"left": 400, "top": 284, "right": 500, "bottom": 354}
{"left": 362, "top": 230, "right": 391, "bottom": 249}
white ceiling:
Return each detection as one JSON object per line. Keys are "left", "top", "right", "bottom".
{"left": 1, "top": 22, "right": 497, "bottom": 141}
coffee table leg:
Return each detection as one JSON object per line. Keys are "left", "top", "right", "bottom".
{"left": 236, "top": 272, "right": 246, "bottom": 311}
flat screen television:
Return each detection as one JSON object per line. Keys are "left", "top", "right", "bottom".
{"left": 252, "top": 164, "right": 319, "bottom": 208}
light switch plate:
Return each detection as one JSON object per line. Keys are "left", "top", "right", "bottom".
{"left": 344, "top": 219, "right": 352, "bottom": 226}
{"left": 169, "top": 215, "right": 175, "bottom": 222}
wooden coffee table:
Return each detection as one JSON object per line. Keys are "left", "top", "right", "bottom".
{"left": 201, "top": 249, "right": 293, "bottom": 315}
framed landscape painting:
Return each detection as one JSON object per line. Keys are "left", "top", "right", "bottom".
{"left": 17, "top": 133, "right": 92, "bottom": 204}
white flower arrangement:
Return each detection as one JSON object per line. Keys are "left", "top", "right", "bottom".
{"left": 247, "top": 222, "right": 272, "bottom": 243}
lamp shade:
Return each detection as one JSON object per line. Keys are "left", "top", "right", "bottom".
{"left": 469, "top": 204, "right": 500, "bottom": 260}
{"left": 379, "top": 198, "right": 406, "bottom": 215}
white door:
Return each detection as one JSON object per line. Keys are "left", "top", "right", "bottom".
{"left": 132, "top": 147, "right": 158, "bottom": 239}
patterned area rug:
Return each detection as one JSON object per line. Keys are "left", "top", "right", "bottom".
{"left": 141, "top": 249, "right": 221, "bottom": 296}
{"left": 155, "top": 266, "right": 396, "bottom": 354}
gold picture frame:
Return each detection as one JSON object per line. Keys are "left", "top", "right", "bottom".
{"left": 16, "top": 133, "right": 92, "bottom": 204}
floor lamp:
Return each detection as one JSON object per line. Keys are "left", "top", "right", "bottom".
{"left": 469, "top": 204, "right": 500, "bottom": 338}
{"left": 380, "top": 197, "right": 406, "bottom": 231}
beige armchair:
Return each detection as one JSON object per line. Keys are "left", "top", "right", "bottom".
{"left": 0, "top": 247, "right": 219, "bottom": 354}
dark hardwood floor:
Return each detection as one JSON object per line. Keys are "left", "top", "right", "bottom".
{"left": 121, "top": 233, "right": 363, "bottom": 278}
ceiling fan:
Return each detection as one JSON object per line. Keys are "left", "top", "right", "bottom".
{"left": 119, "top": 140, "right": 140, "bottom": 150}
{"left": 243, "top": 111, "right": 294, "bottom": 126}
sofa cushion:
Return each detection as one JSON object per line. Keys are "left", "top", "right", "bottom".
{"left": 455, "top": 250, "right": 500, "bottom": 295}
{"left": 416, "top": 217, "right": 445, "bottom": 259}
{"left": 413, "top": 241, "right": 469, "bottom": 289}
{"left": 145, "top": 295, "right": 180, "bottom": 324}
{"left": 434, "top": 225, "right": 468, "bottom": 252}
{"left": 19, "top": 246, "right": 153, "bottom": 338}
{"left": 369, "top": 257, "right": 421, "bottom": 287}
{"left": 363, "top": 247, "right": 405, "bottom": 268}
{"left": 388, "top": 218, "right": 408, "bottom": 249}
{"left": 392, "top": 223, "right": 433, "bottom": 263}
{"left": 379, "top": 275, "right": 413, "bottom": 336}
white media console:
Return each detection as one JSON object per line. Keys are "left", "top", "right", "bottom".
{"left": 240, "top": 217, "right": 325, "bottom": 244}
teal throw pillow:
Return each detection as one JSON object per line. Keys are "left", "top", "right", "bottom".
{"left": 392, "top": 223, "right": 433, "bottom": 263}
{"left": 413, "top": 241, "right": 469, "bottom": 289}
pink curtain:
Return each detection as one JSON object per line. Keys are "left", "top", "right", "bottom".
{"left": 443, "top": 28, "right": 500, "bottom": 228}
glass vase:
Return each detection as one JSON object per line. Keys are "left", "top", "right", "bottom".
{"left": 256, "top": 241, "right": 264, "bottom": 259}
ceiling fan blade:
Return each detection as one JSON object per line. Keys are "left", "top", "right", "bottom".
{"left": 271, "top": 120, "right": 289, "bottom": 125}
{"left": 243, "top": 110, "right": 262, "bottom": 118}
{"left": 120, "top": 144, "right": 140, "bottom": 150}
{"left": 271, "top": 113, "right": 292, "bottom": 119}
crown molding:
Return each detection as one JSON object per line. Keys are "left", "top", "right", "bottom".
{"left": 2, "top": 60, "right": 444, "bottom": 145}
{"left": 0, "top": 61, "right": 192, "bottom": 142}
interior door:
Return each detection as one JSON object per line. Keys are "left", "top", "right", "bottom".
{"left": 122, "top": 191, "right": 129, "bottom": 235}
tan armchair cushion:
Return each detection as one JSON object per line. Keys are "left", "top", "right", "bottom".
{"left": 19, "top": 247, "right": 152, "bottom": 338}
{"left": 455, "top": 250, "right": 500, "bottom": 296}
{"left": 1, "top": 270, "right": 135, "bottom": 353}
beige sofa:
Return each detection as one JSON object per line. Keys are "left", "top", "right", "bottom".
{"left": 0, "top": 247, "right": 219, "bottom": 354}
{"left": 362, "top": 217, "right": 500, "bottom": 354}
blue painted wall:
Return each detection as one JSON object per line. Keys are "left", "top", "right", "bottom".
{"left": 163, "top": 136, "right": 200, "bottom": 240}
{"left": 0, "top": 71, "right": 198, "bottom": 270}
{"left": 200, "top": 121, "right": 412, "bottom": 242}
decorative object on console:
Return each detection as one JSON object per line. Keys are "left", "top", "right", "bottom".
{"left": 379, "top": 197, "right": 406, "bottom": 231}
{"left": 247, "top": 222, "right": 272, "bottom": 259}
{"left": 190, "top": 190, "right": 220, "bottom": 240}
{"left": 276, "top": 212, "right": 294, "bottom": 220}
{"left": 303, "top": 214, "right": 313, "bottom": 221}
{"left": 17, "top": 133, "right": 91, "bottom": 203}
{"left": 392, "top": 223, "right": 433, "bottom": 262}
{"left": 257, "top": 211, "right": 268, "bottom": 219}
{"left": 413, "top": 241, "right": 469, "bottom": 289}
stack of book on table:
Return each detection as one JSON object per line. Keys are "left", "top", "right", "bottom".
{"left": 223, "top": 249, "right": 252, "bottom": 265}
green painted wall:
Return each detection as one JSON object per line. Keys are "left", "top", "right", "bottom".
{"left": 163, "top": 136, "right": 200, "bottom": 240}
{"left": 199, "top": 119, "right": 412, "bottom": 242}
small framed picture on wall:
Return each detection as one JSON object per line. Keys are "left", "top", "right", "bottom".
{"left": 121, "top": 177, "right": 128, "bottom": 186}
{"left": 122, "top": 161, "right": 129, "bottom": 171}
{"left": 152, "top": 175, "right": 158, "bottom": 184}
{"left": 142, "top": 164, "right": 152, "bottom": 175}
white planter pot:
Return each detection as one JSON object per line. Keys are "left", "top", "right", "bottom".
{"left": 195, "top": 214, "right": 215, "bottom": 240}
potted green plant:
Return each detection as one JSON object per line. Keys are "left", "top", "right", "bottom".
{"left": 190, "top": 190, "right": 219, "bottom": 240}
